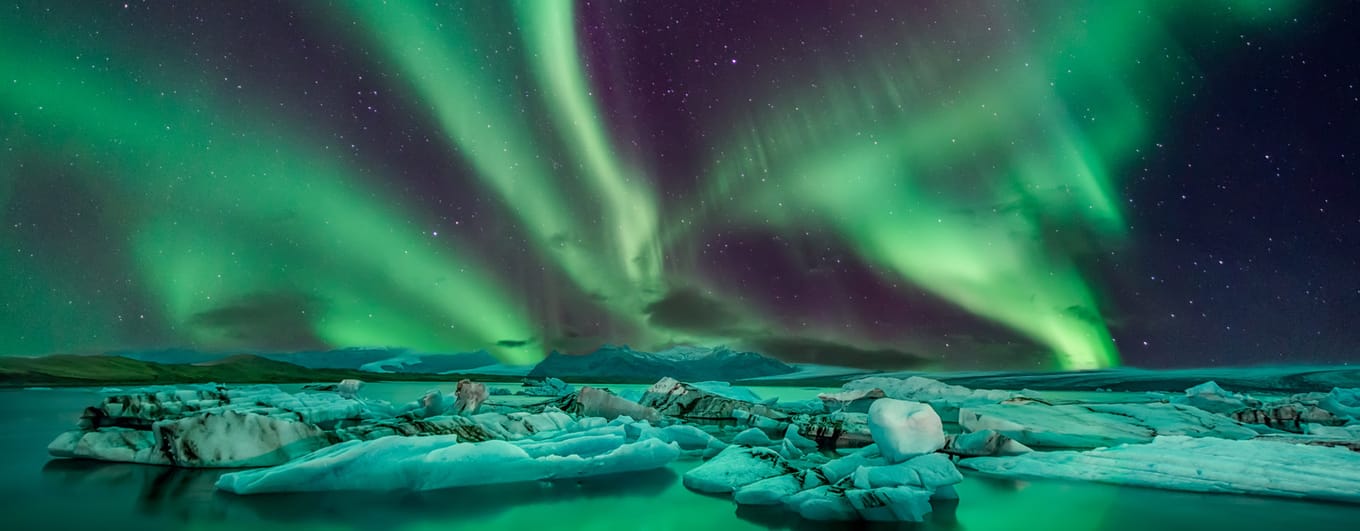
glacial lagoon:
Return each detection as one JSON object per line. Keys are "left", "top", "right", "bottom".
{"left": 6, "top": 382, "right": 1360, "bottom": 531}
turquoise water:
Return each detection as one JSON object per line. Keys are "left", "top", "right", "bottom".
{"left": 4, "top": 385, "right": 1359, "bottom": 530}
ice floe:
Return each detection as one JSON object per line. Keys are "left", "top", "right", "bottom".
{"left": 683, "top": 446, "right": 798, "bottom": 493}
{"left": 959, "top": 401, "right": 1259, "bottom": 449}
{"left": 960, "top": 435, "right": 1360, "bottom": 503}
{"left": 218, "top": 420, "right": 682, "bottom": 494}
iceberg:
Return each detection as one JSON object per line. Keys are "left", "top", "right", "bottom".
{"left": 574, "top": 386, "right": 660, "bottom": 422}
{"left": 217, "top": 421, "right": 682, "bottom": 494}
{"left": 687, "top": 399, "right": 965, "bottom": 522}
{"left": 1305, "top": 423, "right": 1360, "bottom": 439}
{"left": 1170, "top": 381, "right": 1262, "bottom": 414}
{"left": 517, "top": 377, "right": 575, "bottom": 397}
{"left": 733, "top": 427, "right": 776, "bottom": 446}
{"left": 53, "top": 385, "right": 373, "bottom": 467}
{"left": 788, "top": 411, "right": 873, "bottom": 448}
{"left": 1228, "top": 388, "right": 1360, "bottom": 432}
{"left": 866, "top": 398, "right": 945, "bottom": 463}
{"left": 777, "top": 455, "right": 964, "bottom": 522}
{"left": 688, "top": 381, "right": 765, "bottom": 403}
{"left": 49, "top": 383, "right": 573, "bottom": 467}
{"left": 959, "top": 401, "right": 1259, "bottom": 449}
{"left": 941, "top": 429, "right": 1032, "bottom": 457}
{"left": 783, "top": 424, "right": 819, "bottom": 451}
{"left": 960, "top": 435, "right": 1360, "bottom": 503}
{"left": 337, "top": 379, "right": 363, "bottom": 399}
{"left": 841, "top": 486, "right": 936, "bottom": 522}
{"left": 849, "top": 453, "right": 962, "bottom": 491}
{"left": 733, "top": 474, "right": 805, "bottom": 505}
{"left": 682, "top": 446, "right": 798, "bottom": 493}
{"left": 633, "top": 424, "right": 720, "bottom": 451}
{"left": 774, "top": 454, "right": 962, "bottom": 522}
{"left": 50, "top": 410, "right": 335, "bottom": 467}
{"left": 639, "top": 377, "right": 786, "bottom": 420}
{"left": 841, "top": 376, "right": 1014, "bottom": 420}
{"left": 452, "top": 379, "right": 487, "bottom": 416}
{"left": 817, "top": 388, "right": 884, "bottom": 413}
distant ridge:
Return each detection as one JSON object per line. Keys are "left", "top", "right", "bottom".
{"left": 4, "top": 344, "right": 840, "bottom": 387}
{"left": 0, "top": 354, "right": 462, "bottom": 387}
{"left": 109, "top": 347, "right": 499, "bottom": 373}
{"left": 527, "top": 344, "right": 797, "bottom": 381}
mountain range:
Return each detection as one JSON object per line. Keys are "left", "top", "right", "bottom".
{"left": 0, "top": 344, "right": 806, "bottom": 386}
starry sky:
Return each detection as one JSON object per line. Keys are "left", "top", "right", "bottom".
{"left": 2, "top": 0, "right": 1357, "bottom": 370}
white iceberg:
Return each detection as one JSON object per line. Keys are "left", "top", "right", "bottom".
{"left": 959, "top": 435, "right": 1360, "bottom": 503}
{"left": 866, "top": 398, "right": 945, "bottom": 463}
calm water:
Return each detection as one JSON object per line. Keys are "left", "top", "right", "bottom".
{"left": 3, "top": 384, "right": 1358, "bottom": 530}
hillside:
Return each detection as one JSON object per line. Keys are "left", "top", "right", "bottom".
{"left": 0, "top": 354, "right": 471, "bottom": 387}
{"left": 527, "top": 344, "right": 797, "bottom": 382}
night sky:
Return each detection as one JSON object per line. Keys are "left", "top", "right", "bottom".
{"left": 2, "top": 1, "right": 1357, "bottom": 370}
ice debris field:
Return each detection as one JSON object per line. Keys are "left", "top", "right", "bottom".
{"left": 46, "top": 374, "right": 1360, "bottom": 522}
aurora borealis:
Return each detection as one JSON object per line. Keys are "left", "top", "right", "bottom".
{"left": 2, "top": 1, "right": 1357, "bottom": 369}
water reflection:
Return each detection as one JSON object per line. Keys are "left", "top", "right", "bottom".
{"left": 42, "top": 458, "right": 680, "bottom": 528}
{"left": 734, "top": 499, "right": 960, "bottom": 531}
{"left": 42, "top": 459, "right": 225, "bottom": 520}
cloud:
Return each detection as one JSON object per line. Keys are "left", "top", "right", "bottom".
{"left": 643, "top": 287, "right": 753, "bottom": 336}
{"left": 188, "top": 292, "right": 327, "bottom": 350}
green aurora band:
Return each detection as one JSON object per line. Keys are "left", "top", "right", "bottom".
{"left": 333, "top": 1, "right": 666, "bottom": 339}
{"left": 0, "top": 0, "right": 1304, "bottom": 368}
{"left": 703, "top": 0, "right": 1298, "bottom": 369}
{"left": 0, "top": 15, "right": 539, "bottom": 362}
